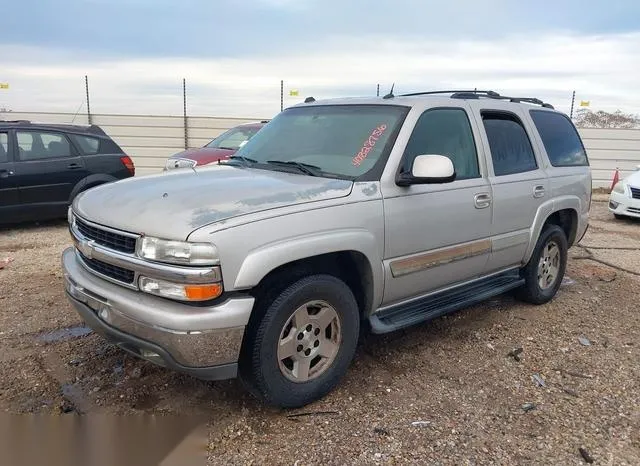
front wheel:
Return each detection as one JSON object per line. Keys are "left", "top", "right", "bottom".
{"left": 239, "top": 274, "right": 360, "bottom": 408}
{"left": 516, "top": 224, "right": 568, "bottom": 305}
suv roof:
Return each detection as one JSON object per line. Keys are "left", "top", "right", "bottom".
{"left": 294, "top": 89, "right": 556, "bottom": 111}
{"left": 0, "top": 120, "right": 108, "bottom": 137}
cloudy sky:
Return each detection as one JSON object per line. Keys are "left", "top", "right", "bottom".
{"left": 2, "top": 0, "right": 640, "bottom": 118}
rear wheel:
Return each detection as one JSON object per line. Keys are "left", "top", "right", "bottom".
{"left": 239, "top": 274, "right": 359, "bottom": 408}
{"left": 516, "top": 224, "right": 568, "bottom": 305}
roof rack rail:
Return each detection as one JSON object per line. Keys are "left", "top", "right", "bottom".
{"left": 506, "top": 97, "right": 554, "bottom": 109}
{"left": 0, "top": 119, "right": 31, "bottom": 124}
{"left": 400, "top": 90, "right": 500, "bottom": 98}
{"left": 481, "top": 94, "right": 554, "bottom": 109}
{"left": 398, "top": 89, "right": 554, "bottom": 109}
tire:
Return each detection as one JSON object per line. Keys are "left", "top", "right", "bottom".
{"left": 239, "top": 274, "right": 360, "bottom": 409}
{"left": 516, "top": 224, "right": 568, "bottom": 305}
{"left": 614, "top": 213, "right": 625, "bottom": 220}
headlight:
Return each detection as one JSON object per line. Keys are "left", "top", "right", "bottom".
{"left": 165, "top": 158, "right": 197, "bottom": 170}
{"left": 137, "top": 237, "right": 218, "bottom": 265}
{"left": 139, "top": 276, "right": 223, "bottom": 301}
{"left": 612, "top": 182, "right": 626, "bottom": 195}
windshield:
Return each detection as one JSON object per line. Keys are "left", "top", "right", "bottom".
{"left": 231, "top": 105, "right": 407, "bottom": 179}
{"left": 205, "top": 126, "right": 261, "bottom": 150}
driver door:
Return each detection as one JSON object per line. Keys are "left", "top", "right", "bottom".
{"left": 381, "top": 106, "right": 493, "bottom": 305}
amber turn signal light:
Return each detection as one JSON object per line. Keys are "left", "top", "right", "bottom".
{"left": 184, "top": 283, "right": 223, "bottom": 301}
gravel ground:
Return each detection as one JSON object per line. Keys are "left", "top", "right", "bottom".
{"left": 0, "top": 201, "right": 639, "bottom": 465}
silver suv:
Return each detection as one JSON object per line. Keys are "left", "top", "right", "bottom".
{"left": 61, "top": 90, "right": 591, "bottom": 408}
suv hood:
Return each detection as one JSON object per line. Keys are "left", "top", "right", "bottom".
{"left": 73, "top": 165, "right": 353, "bottom": 240}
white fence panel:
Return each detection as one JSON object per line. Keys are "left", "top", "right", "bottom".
{"left": 579, "top": 128, "right": 640, "bottom": 187}
{"left": 113, "top": 136, "right": 185, "bottom": 149}
{"left": 579, "top": 128, "right": 640, "bottom": 141}
{"left": 2, "top": 111, "right": 90, "bottom": 125}
{"left": 92, "top": 114, "right": 185, "bottom": 128}
{"left": 99, "top": 126, "right": 185, "bottom": 139}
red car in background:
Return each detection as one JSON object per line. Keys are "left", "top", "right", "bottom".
{"left": 164, "top": 121, "right": 268, "bottom": 170}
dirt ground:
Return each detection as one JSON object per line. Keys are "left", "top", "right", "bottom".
{"left": 0, "top": 199, "right": 639, "bottom": 465}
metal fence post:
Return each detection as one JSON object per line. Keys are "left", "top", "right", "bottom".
{"left": 280, "top": 80, "right": 284, "bottom": 112}
{"left": 376, "top": 84, "right": 380, "bottom": 97}
{"left": 183, "top": 78, "right": 188, "bottom": 149}
{"left": 570, "top": 90, "right": 576, "bottom": 119}
{"left": 85, "top": 75, "right": 92, "bottom": 125}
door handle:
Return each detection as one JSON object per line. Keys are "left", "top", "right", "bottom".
{"left": 533, "top": 185, "right": 545, "bottom": 198}
{"left": 67, "top": 163, "right": 82, "bottom": 170}
{"left": 474, "top": 193, "right": 492, "bottom": 209}
{"left": 0, "top": 169, "right": 14, "bottom": 178}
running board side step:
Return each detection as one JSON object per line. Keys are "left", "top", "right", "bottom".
{"left": 369, "top": 271, "right": 524, "bottom": 334}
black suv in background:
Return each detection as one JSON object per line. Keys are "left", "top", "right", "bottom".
{"left": 0, "top": 121, "right": 134, "bottom": 224}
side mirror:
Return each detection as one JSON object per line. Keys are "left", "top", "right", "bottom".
{"left": 397, "top": 154, "right": 456, "bottom": 186}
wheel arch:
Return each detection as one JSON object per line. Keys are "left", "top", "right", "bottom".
{"left": 235, "top": 230, "right": 382, "bottom": 319}
{"left": 523, "top": 196, "right": 581, "bottom": 264}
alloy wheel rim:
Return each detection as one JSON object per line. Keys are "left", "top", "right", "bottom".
{"left": 277, "top": 300, "right": 342, "bottom": 383}
{"left": 537, "top": 240, "right": 560, "bottom": 290}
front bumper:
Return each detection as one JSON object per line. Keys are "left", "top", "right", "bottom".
{"left": 609, "top": 191, "right": 640, "bottom": 218}
{"left": 62, "top": 247, "right": 254, "bottom": 380}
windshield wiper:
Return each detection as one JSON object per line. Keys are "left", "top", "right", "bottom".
{"left": 266, "top": 160, "right": 323, "bottom": 177}
{"left": 226, "top": 155, "right": 259, "bottom": 166}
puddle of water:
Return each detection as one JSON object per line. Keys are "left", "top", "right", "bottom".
{"left": 36, "top": 325, "right": 93, "bottom": 343}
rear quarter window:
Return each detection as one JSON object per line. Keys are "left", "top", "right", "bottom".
{"left": 529, "top": 110, "right": 588, "bottom": 167}
{"left": 71, "top": 134, "right": 123, "bottom": 155}
{"left": 98, "top": 138, "right": 124, "bottom": 155}
{"left": 71, "top": 134, "right": 100, "bottom": 155}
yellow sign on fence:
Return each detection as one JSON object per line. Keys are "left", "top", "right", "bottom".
{"left": 289, "top": 89, "right": 299, "bottom": 96}
{"left": 0, "top": 83, "right": 9, "bottom": 90}
{"left": 580, "top": 100, "right": 590, "bottom": 107}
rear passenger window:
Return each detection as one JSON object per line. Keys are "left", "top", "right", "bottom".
{"left": 71, "top": 134, "right": 100, "bottom": 155}
{"left": 17, "top": 131, "right": 72, "bottom": 160}
{"left": 402, "top": 108, "right": 479, "bottom": 179}
{"left": 530, "top": 110, "right": 588, "bottom": 167}
{"left": 0, "top": 133, "right": 8, "bottom": 162}
{"left": 482, "top": 112, "right": 537, "bottom": 176}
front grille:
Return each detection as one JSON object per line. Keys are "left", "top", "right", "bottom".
{"left": 76, "top": 217, "right": 137, "bottom": 253}
{"left": 79, "top": 252, "right": 135, "bottom": 284}
{"left": 628, "top": 207, "right": 640, "bottom": 214}
{"left": 630, "top": 186, "right": 640, "bottom": 200}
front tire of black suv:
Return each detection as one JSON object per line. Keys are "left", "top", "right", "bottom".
{"left": 239, "top": 274, "right": 360, "bottom": 409}
{"left": 516, "top": 224, "right": 568, "bottom": 305}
